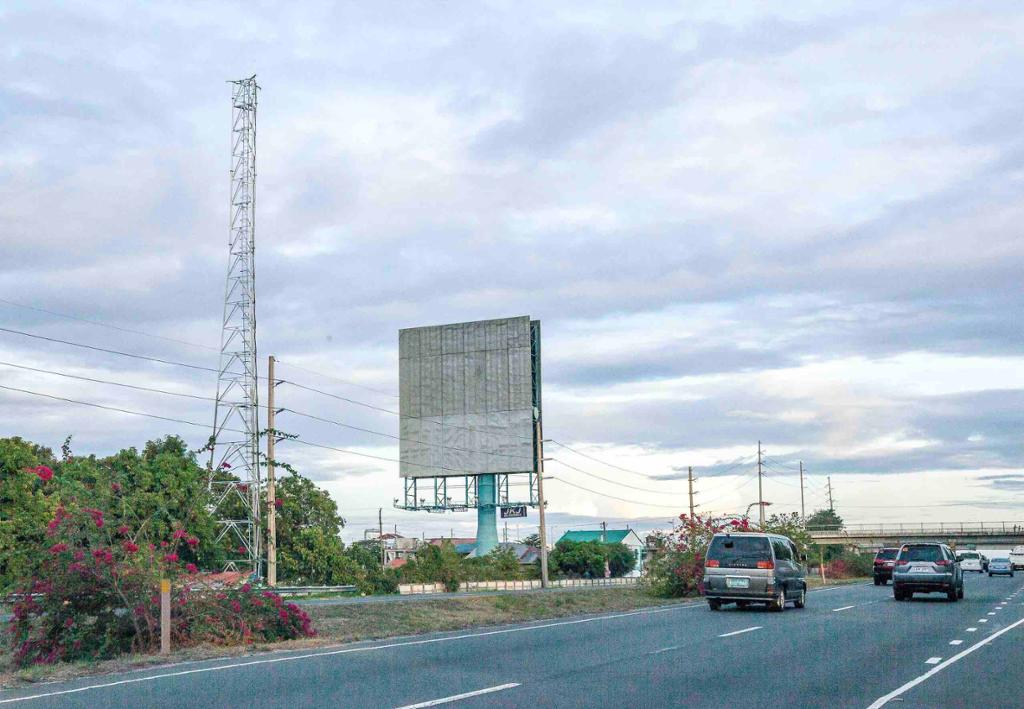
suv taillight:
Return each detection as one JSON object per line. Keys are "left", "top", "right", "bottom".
{"left": 706, "top": 559, "right": 720, "bottom": 568}
{"left": 935, "top": 559, "right": 950, "bottom": 566}
{"left": 756, "top": 560, "right": 774, "bottom": 570}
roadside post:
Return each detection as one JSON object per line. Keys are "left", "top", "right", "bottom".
{"left": 160, "top": 578, "right": 171, "bottom": 654}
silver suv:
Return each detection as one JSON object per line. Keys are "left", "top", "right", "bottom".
{"left": 892, "top": 543, "right": 964, "bottom": 602}
{"left": 702, "top": 532, "right": 807, "bottom": 612}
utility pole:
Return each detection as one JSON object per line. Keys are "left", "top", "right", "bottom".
{"left": 601, "top": 521, "right": 607, "bottom": 542}
{"left": 379, "top": 508, "right": 385, "bottom": 570}
{"left": 536, "top": 420, "right": 549, "bottom": 589}
{"left": 757, "top": 441, "right": 765, "bottom": 527}
{"left": 687, "top": 466, "right": 697, "bottom": 519}
{"left": 266, "top": 356, "right": 277, "bottom": 586}
{"left": 827, "top": 476, "right": 835, "bottom": 511}
{"left": 799, "top": 460, "right": 805, "bottom": 523}
{"left": 503, "top": 522, "right": 508, "bottom": 544}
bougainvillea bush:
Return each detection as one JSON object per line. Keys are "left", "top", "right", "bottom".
{"left": 4, "top": 467, "right": 314, "bottom": 667}
{"left": 645, "top": 514, "right": 751, "bottom": 598}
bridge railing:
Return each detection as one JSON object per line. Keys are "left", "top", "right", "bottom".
{"left": 807, "top": 521, "right": 1024, "bottom": 536}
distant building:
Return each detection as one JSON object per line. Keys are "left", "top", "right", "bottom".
{"left": 556, "top": 529, "right": 647, "bottom": 577}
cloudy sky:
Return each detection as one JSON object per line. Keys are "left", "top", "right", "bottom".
{"left": 2, "top": 1, "right": 1023, "bottom": 543}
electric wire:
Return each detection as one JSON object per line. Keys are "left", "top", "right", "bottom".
{"left": 0, "top": 326, "right": 234, "bottom": 376}
{"left": 547, "top": 458, "right": 688, "bottom": 494}
{"left": 0, "top": 297, "right": 218, "bottom": 351}
{"left": 545, "top": 476, "right": 688, "bottom": 510}
{"left": 274, "top": 360, "right": 398, "bottom": 399}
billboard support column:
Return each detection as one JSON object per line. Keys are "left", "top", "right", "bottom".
{"left": 536, "top": 416, "right": 549, "bottom": 588}
{"left": 476, "top": 474, "right": 499, "bottom": 555}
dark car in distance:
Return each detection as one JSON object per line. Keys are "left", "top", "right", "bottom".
{"left": 873, "top": 547, "right": 899, "bottom": 585}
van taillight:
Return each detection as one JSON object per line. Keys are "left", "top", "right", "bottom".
{"left": 935, "top": 560, "right": 950, "bottom": 566}
{"left": 756, "top": 560, "right": 774, "bottom": 570}
{"left": 706, "top": 560, "right": 720, "bottom": 567}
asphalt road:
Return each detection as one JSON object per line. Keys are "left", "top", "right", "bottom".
{"left": 2, "top": 574, "right": 1022, "bottom": 708}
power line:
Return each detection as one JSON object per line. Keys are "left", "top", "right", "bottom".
{"left": 0, "top": 383, "right": 244, "bottom": 434}
{"left": 0, "top": 297, "right": 218, "bottom": 352}
{"left": 548, "top": 458, "right": 688, "bottom": 494}
{"left": 274, "top": 360, "right": 398, "bottom": 399}
{"left": 545, "top": 476, "right": 685, "bottom": 510}
{"left": 0, "top": 326, "right": 231, "bottom": 376}
{"left": 0, "top": 360, "right": 224, "bottom": 403}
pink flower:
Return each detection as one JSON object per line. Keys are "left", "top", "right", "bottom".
{"left": 163, "top": 553, "right": 179, "bottom": 563}
{"left": 278, "top": 609, "right": 289, "bottom": 621}
{"left": 172, "top": 529, "right": 188, "bottom": 539}
{"left": 48, "top": 543, "right": 68, "bottom": 554}
{"left": 117, "top": 525, "right": 130, "bottom": 535}
{"left": 73, "top": 550, "right": 84, "bottom": 561}
{"left": 186, "top": 563, "right": 198, "bottom": 574}
{"left": 230, "top": 600, "right": 242, "bottom": 613}
{"left": 274, "top": 498, "right": 283, "bottom": 509}
{"left": 123, "top": 541, "right": 139, "bottom": 554}
{"left": 33, "top": 465, "right": 54, "bottom": 482}
{"left": 160, "top": 541, "right": 170, "bottom": 548}
{"left": 252, "top": 599, "right": 263, "bottom": 608}
{"left": 64, "top": 617, "right": 75, "bottom": 628}
{"left": 111, "top": 482, "right": 122, "bottom": 493}
{"left": 241, "top": 583, "right": 251, "bottom": 593}
{"left": 186, "top": 537, "right": 199, "bottom": 548}
{"left": 237, "top": 545, "right": 247, "bottom": 555}
{"left": 220, "top": 462, "right": 232, "bottom": 469}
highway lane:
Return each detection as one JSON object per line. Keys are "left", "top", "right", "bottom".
{"left": 1, "top": 575, "right": 1021, "bottom": 708}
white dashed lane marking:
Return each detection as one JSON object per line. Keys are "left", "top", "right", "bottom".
{"left": 925, "top": 657, "right": 942, "bottom": 665}
{"left": 949, "top": 640, "right": 963, "bottom": 646}
{"left": 966, "top": 627, "right": 977, "bottom": 632}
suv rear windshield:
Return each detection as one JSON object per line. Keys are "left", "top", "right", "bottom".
{"left": 875, "top": 549, "right": 897, "bottom": 560}
{"left": 707, "top": 536, "right": 771, "bottom": 568}
{"left": 898, "top": 545, "right": 943, "bottom": 562}
{"left": 960, "top": 552, "right": 980, "bottom": 559}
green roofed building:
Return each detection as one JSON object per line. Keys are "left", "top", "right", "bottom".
{"left": 556, "top": 528, "right": 646, "bottom": 577}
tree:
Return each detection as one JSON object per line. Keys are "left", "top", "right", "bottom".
{"left": 806, "top": 508, "right": 844, "bottom": 531}
{"left": 549, "top": 540, "right": 607, "bottom": 578}
{"left": 0, "top": 438, "right": 59, "bottom": 592}
{"left": 761, "top": 512, "right": 813, "bottom": 559}
{"left": 518, "top": 533, "right": 541, "bottom": 548}
{"left": 606, "top": 543, "right": 637, "bottom": 577}
{"left": 274, "top": 472, "right": 354, "bottom": 585}
{"left": 399, "top": 542, "right": 463, "bottom": 591}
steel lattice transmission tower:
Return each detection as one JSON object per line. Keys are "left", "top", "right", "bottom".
{"left": 209, "top": 75, "right": 261, "bottom": 575}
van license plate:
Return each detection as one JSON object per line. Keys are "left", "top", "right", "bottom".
{"left": 725, "top": 577, "right": 749, "bottom": 589}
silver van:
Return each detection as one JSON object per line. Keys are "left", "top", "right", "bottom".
{"left": 702, "top": 532, "right": 807, "bottom": 611}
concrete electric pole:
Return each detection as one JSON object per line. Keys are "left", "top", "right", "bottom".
{"left": 266, "top": 355, "right": 277, "bottom": 587}
{"left": 687, "top": 466, "right": 696, "bottom": 519}
{"left": 827, "top": 476, "right": 835, "bottom": 511}
{"left": 799, "top": 460, "right": 805, "bottom": 523}
{"left": 757, "top": 441, "right": 765, "bottom": 527}
{"left": 536, "top": 422, "right": 549, "bottom": 588}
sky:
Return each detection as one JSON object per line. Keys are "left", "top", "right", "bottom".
{"left": 2, "top": 1, "right": 1023, "bottom": 544}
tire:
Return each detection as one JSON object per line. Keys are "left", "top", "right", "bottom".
{"left": 794, "top": 586, "right": 806, "bottom": 609}
{"left": 894, "top": 590, "right": 904, "bottom": 601}
{"left": 958, "top": 584, "right": 964, "bottom": 600}
{"left": 874, "top": 577, "right": 880, "bottom": 586}
{"left": 989, "top": 573, "right": 993, "bottom": 577}
{"left": 708, "top": 599, "right": 721, "bottom": 611}
{"left": 947, "top": 586, "right": 958, "bottom": 602}
{"left": 772, "top": 588, "right": 786, "bottom": 613}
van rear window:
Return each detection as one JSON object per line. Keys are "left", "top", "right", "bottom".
{"left": 898, "top": 545, "right": 942, "bottom": 562}
{"left": 875, "top": 549, "right": 897, "bottom": 560}
{"left": 707, "top": 536, "right": 771, "bottom": 568}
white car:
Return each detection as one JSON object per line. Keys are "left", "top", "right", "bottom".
{"left": 959, "top": 551, "right": 983, "bottom": 573}
{"left": 1011, "top": 546, "right": 1024, "bottom": 571}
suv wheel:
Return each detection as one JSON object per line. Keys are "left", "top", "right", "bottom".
{"left": 794, "top": 586, "right": 806, "bottom": 609}
{"left": 947, "top": 586, "right": 958, "bottom": 602}
{"left": 708, "top": 599, "right": 721, "bottom": 611}
{"left": 957, "top": 584, "right": 964, "bottom": 600}
{"left": 771, "top": 588, "right": 786, "bottom": 613}
{"left": 874, "top": 576, "right": 880, "bottom": 586}
{"left": 894, "top": 589, "right": 907, "bottom": 601}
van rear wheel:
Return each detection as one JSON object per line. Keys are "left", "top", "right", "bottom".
{"left": 708, "top": 599, "right": 721, "bottom": 611}
{"left": 794, "top": 587, "right": 806, "bottom": 609}
{"left": 771, "top": 589, "right": 786, "bottom": 612}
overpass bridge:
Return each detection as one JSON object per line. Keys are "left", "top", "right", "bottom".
{"left": 808, "top": 521, "right": 1024, "bottom": 549}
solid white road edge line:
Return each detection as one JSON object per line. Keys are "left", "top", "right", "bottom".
{"left": 394, "top": 683, "right": 520, "bottom": 709}
{"left": 718, "top": 626, "right": 762, "bottom": 638}
{"left": 866, "top": 615, "right": 1024, "bottom": 709}
{"left": 0, "top": 603, "right": 699, "bottom": 705}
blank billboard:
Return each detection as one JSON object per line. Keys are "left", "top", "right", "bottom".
{"left": 399, "top": 316, "right": 539, "bottom": 478}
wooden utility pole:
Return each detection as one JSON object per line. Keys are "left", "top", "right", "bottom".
{"left": 536, "top": 417, "right": 550, "bottom": 588}
{"left": 757, "top": 441, "right": 765, "bottom": 527}
{"left": 160, "top": 578, "right": 170, "bottom": 654}
{"left": 379, "top": 508, "right": 385, "bottom": 570}
{"left": 827, "top": 476, "right": 834, "bottom": 511}
{"left": 799, "top": 461, "right": 805, "bottom": 522}
{"left": 687, "top": 466, "right": 696, "bottom": 519}
{"left": 266, "top": 356, "right": 278, "bottom": 587}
